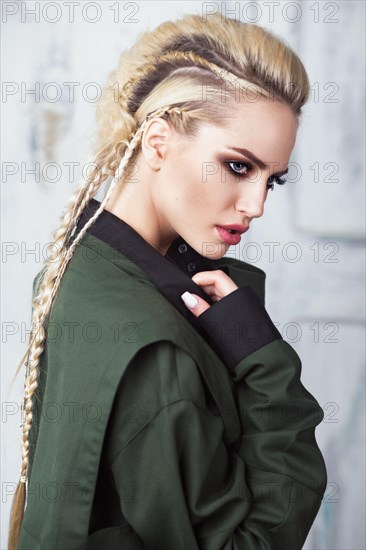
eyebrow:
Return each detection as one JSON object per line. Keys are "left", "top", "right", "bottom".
{"left": 224, "top": 146, "right": 289, "bottom": 176}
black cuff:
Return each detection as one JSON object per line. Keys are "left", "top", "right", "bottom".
{"left": 196, "top": 285, "right": 282, "bottom": 372}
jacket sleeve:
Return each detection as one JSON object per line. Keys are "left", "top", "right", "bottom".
{"left": 194, "top": 284, "right": 328, "bottom": 547}
{"left": 107, "top": 338, "right": 326, "bottom": 550}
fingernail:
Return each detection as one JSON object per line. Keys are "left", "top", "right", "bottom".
{"left": 181, "top": 291, "right": 198, "bottom": 309}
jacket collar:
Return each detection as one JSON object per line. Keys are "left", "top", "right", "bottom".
{"left": 72, "top": 198, "right": 228, "bottom": 328}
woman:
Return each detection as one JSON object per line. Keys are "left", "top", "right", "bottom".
{"left": 9, "top": 12, "right": 327, "bottom": 550}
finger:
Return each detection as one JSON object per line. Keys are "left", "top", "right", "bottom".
{"left": 180, "top": 291, "right": 211, "bottom": 318}
{"left": 192, "top": 282, "right": 218, "bottom": 299}
{"left": 191, "top": 270, "right": 223, "bottom": 283}
{"left": 191, "top": 270, "right": 238, "bottom": 296}
{"left": 192, "top": 270, "right": 235, "bottom": 286}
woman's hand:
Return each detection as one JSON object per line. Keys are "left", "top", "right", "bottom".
{"left": 181, "top": 270, "right": 238, "bottom": 318}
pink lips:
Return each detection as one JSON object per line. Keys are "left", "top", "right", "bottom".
{"left": 216, "top": 225, "right": 248, "bottom": 245}
{"left": 218, "top": 224, "right": 249, "bottom": 234}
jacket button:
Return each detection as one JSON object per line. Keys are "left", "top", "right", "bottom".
{"left": 178, "top": 244, "right": 188, "bottom": 253}
{"left": 187, "top": 262, "right": 196, "bottom": 272}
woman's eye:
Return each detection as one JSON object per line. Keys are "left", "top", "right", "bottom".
{"left": 226, "top": 161, "right": 251, "bottom": 176}
{"left": 226, "top": 161, "right": 288, "bottom": 192}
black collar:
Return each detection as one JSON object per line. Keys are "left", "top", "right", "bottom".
{"left": 72, "top": 198, "right": 224, "bottom": 333}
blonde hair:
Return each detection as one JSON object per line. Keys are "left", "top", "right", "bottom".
{"left": 8, "top": 12, "right": 310, "bottom": 548}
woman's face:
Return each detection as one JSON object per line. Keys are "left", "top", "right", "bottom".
{"left": 147, "top": 98, "right": 298, "bottom": 259}
{"left": 110, "top": 98, "right": 298, "bottom": 259}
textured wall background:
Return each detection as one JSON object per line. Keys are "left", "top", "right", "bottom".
{"left": 2, "top": 1, "right": 365, "bottom": 548}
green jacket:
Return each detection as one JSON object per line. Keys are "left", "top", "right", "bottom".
{"left": 18, "top": 223, "right": 327, "bottom": 549}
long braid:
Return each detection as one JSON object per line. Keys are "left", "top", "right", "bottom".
{"left": 6, "top": 152, "right": 121, "bottom": 550}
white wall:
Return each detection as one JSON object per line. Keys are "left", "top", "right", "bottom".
{"left": 2, "top": 1, "right": 365, "bottom": 548}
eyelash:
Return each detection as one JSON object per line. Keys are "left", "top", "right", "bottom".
{"left": 225, "top": 161, "right": 288, "bottom": 191}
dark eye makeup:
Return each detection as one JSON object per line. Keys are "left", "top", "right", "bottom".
{"left": 225, "top": 161, "right": 288, "bottom": 192}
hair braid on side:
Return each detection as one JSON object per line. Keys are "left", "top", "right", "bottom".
{"left": 123, "top": 49, "right": 272, "bottom": 115}
{"left": 6, "top": 114, "right": 149, "bottom": 550}
{"left": 9, "top": 123, "right": 145, "bottom": 398}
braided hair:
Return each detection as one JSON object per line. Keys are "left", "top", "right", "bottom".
{"left": 8, "top": 12, "right": 310, "bottom": 548}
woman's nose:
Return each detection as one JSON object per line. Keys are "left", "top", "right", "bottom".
{"left": 234, "top": 180, "right": 268, "bottom": 219}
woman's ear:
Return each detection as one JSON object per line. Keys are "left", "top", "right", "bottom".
{"left": 140, "top": 117, "right": 171, "bottom": 171}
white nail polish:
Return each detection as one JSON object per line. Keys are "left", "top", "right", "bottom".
{"left": 181, "top": 291, "right": 198, "bottom": 309}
